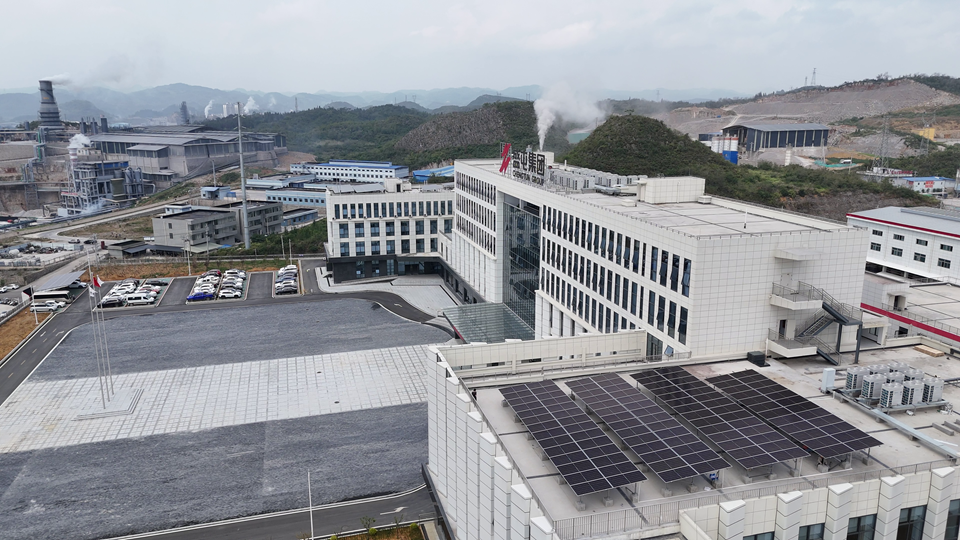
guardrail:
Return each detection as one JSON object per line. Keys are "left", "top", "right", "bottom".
{"left": 552, "top": 459, "right": 956, "bottom": 540}
{"left": 458, "top": 351, "right": 693, "bottom": 383}
{"left": 878, "top": 302, "right": 960, "bottom": 339}
{"left": 798, "top": 282, "right": 863, "bottom": 323}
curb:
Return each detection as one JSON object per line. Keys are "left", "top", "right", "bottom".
{"left": 0, "top": 310, "right": 57, "bottom": 370}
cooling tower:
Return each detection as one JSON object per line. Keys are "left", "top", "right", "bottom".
{"left": 38, "top": 80, "right": 62, "bottom": 127}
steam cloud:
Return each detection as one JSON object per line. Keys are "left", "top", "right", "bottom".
{"left": 41, "top": 73, "right": 72, "bottom": 86}
{"left": 203, "top": 100, "right": 214, "bottom": 118}
{"left": 243, "top": 96, "right": 259, "bottom": 114}
{"left": 533, "top": 83, "right": 606, "bottom": 151}
{"left": 268, "top": 96, "right": 277, "bottom": 109}
{"left": 68, "top": 133, "right": 91, "bottom": 149}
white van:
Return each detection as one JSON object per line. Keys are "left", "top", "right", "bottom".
{"left": 124, "top": 293, "right": 156, "bottom": 306}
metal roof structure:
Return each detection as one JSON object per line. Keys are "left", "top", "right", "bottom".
{"left": 848, "top": 206, "right": 960, "bottom": 238}
{"left": 127, "top": 144, "right": 169, "bottom": 151}
{"left": 442, "top": 303, "right": 534, "bottom": 343}
{"left": 36, "top": 270, "right": 86, "bottom": 292}
{"left": 725, "top": 123, "right": 829, "bottom": 132}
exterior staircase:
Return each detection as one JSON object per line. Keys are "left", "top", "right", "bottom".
{"left": 768, "top": 282, "right": 865, "bottom": 365}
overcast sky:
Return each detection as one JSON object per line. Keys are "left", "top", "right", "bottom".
{"left": 1, "top": 0, "right": 956, "bottom": 96}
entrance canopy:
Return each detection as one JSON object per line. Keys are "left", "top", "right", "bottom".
{"left": 36, "top": 270, "right": 85, "bottom": 292}
{"left": 442, "top": 303, "right": 534, "bottom": 344}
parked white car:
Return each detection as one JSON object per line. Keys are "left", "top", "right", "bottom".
{"left": 30, "top": 300, "right": 64, "bottom": 312}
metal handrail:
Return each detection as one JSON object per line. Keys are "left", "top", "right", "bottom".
{"left": 552, "top": 458, "right": 956, "bottom": 540}
{"left": 797, "top": 310, "right": 829, "bottom": 337}
{"left": 798, "top": 282, "right": 863, "bottom": 322}
{"left": 878, "top": 302, "right": 960, "bottom": 339}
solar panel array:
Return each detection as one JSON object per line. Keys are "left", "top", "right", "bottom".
{"left": 706, "top": 370, "right": 882, "bottom": 458}
{"left": 500, "top": 380, "right": 647, "bottom": 496}
{"left": 566, "top": 374, "right": 730, "bottom": 483}
{"left": 632, "top": 367, "right": 808, "bottom": 469}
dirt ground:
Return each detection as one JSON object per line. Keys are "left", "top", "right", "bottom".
{"left": 70, "top": 215, "right": 155, "bottom": 240}
{"left": 84, "top": 259, "right": 291, "bottom": 281}
{"left": 276, "top": 151, "right": 314, "bottom": 170}
{"left": 0, "top": 310, "right": 49, "bottom": 359}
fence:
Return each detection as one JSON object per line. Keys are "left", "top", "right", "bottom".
{"left": 0, "top": 300, "right": 27, "bottom": 327}
{"left": 459, "top": 351, "right": 693, "bottom": 383}
{"left": 552, "top": 459, "right": 956, "bottom": 540}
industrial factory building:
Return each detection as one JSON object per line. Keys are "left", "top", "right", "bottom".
{"left": 722, "top": 123, "right": 829, "bottom": 152}
{"left": 291, "top": 160, "right": 409, "bottom": 182}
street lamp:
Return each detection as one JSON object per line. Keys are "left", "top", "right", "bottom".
{"left": 183, "top": 239, "right": 191, "bottom": 276}
{"left": 307, "top": 470, "right": 314, "bottom": 539}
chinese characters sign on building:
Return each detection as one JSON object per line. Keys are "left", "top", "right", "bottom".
{"left": 510, "top": 149, "right": 546, "bottom": 184}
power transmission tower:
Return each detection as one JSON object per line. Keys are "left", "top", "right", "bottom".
{"left": 874, "top": 116, "right": 890, "bottom": 170}
{"left": 811, "top": 68, "right": 817, "bottom": 86}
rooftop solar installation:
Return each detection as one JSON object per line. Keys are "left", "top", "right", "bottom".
{"left": 632, "top": 367, "right": 808, "bottom": 469}
{"left": 500, "top": 380, "right": 647, "bottom": 496}
{"left": 566, "top": 374, "right": 730, "bottom": 483}
{"left": 706, "top": 370, "right": 882, "bottom": 458}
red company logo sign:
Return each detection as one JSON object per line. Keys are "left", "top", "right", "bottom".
{"left": 499, "top": 143, "right": 512, "bottom": 173}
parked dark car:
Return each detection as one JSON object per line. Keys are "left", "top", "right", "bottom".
{"left": 144, "top": 279, "right": 167, "bottom": 286}
{"left": 99, "top": 297, "right": 124, "bottom": 308}
{"left": 276, "top": 285, "right": 298, "bottom": 295}
{"left": 187, "top": 291, "right": 214, "bottom": 301}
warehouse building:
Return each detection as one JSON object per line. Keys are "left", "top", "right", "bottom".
{"left": 722, "top": 123, "right": 829, "bottom": 152}
{"left": 291, "top": 159, "right": 409, "bottom": 182}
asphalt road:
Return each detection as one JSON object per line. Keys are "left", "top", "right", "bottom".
{"left": 245, "top": 271, "right": 274, "bottom": 300}
{"left": 300, "top": 258, "right": 326, "bottom": 295}
{"left": 108, "top": 485, "right": 434, "bottom": 540}
{"left": 159, "top": 277, "right": 194, "bottom": 306}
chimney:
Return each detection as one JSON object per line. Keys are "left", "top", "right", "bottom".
{"left": 100, "top": 116, "right": 108, "bottom": 133}
{"left": 79, "top": 119, "right": 87, "bottom": 135}
{"left": 38, "top": 80, "right": 62, "bottom": 127}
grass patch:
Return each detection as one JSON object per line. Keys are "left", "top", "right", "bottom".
{"left": 71, "top": 215, "right": 155, "bottom": 239}
{"left": 0, "top": 310, "right": 49, "bottom": 359}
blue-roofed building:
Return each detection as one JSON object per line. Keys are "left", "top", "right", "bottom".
{"left": 290, "top": 159, "right": 409, "bottom": 183}
{"left": 412, "top": 165, "right": 454, "bottom": 182}
{"left": 722, "top": 123, "right": 829, "bottom": 152}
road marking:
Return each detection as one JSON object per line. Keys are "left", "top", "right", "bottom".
{"left": 39, "top": 331, "right": 46, "bottom": 337}
{"left": 395, "top": 303, "right": 402, "bottom": 307}
{"left": 380, "top": 506, "right": 407, "bottom": 515}
{"left": 31, "top": 348, "right": 36, "bottom": 353}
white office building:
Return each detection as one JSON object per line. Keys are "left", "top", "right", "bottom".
{"left": 450, "top": 157, "right": 868, "bottom": 359}
{"left": 325, "top": 185, "right": 455, "bottom": 282}
{"left": 291, "top": 159, "right": 409, "bottom": 182}
{"left": 847, "top": 207, "right": 960, "bottom": 281}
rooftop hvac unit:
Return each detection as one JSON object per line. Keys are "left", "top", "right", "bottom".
{"left": 902, "top": 380, "right": 924, "bottom": 405}
{"left": 887, "top": 361, "right": 909, "bottom": 373}
{"left": 923, "top": 377, "right": 944, "bottom": 403}
{"left": 902, "top": 368, "right": 925, "bottom": 381}
{"left": 862, "top": 374, "right": 886, "bottom": 400}
{"left": 880, "top": 383, "right": 904, "bottom": 409}
{"left": 886, "top": 372, "right": 905, "bottom": 384}
{"left": 846, "top": 366, "right": 870, "bottom": 392}
{"left": 870, "top": 364, "right": 891, "bottom": 375}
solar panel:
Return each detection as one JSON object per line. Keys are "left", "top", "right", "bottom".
{"left": 632, "top": 367, "right": 808, "bottom": 469}
{"left": 500, "top": 380, "right": 647, "bottom": 496}
{"left": 566, "top": 374, "right": 730, "bottom": 483}
{"left": 706, "top": 370, "right": 882, "bottom": 458}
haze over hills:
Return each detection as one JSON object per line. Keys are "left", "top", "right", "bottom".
{"left": 0, "top": 82, "right": 746, "bottom": 124}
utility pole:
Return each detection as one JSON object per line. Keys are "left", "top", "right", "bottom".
{"left": 238, "top": 102, "right": 250, "bottom": 249}
{"left": 307, "top": 471, "right": 314, "bottom": 540}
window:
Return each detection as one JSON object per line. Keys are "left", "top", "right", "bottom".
{"left": 430, "top": 220, "right": 438, "bottom": 234}
{"left": 670, "top": 255, "right": 680, "bottom": 292}
{"left": 943, "top": 244, "right": 954, "bottom": 252}
{"left": 354, "top": 223, "right": 364, "bottom": 238}
{"left": 892, "top": 248, "right": 903, "bottom": 257}
{"left": 799, "top": 525, "right": 824, "bottom": 540}
{"left": 371, "top": 222, "right": 380, "bottom": 237}
{"left": 944, "top": 499, "right": 960, "bottom": 540}
{"left": 939, "top": 258, "right": 952, "bottom": 269}
{"left": 659, "top": 250, "right": 669, "bottom": 286}
{"left": 334, "top": 205, "right": 340, "bottom": 219}
{"left": 656, "top": 296, "right": 665, "bottom": 331}
{"left": 872, "top": 230, "right": 883, "bottom": 236}
{"left": 678, "top": 307, "right": 688, "bottom": 345}
{"left": 444, "top": 219, "right": 452, "bottom": 234}
{"left": 401, "top": 221, "right": 410, "bottom": 235}
{"left": 339, "top": 242, "right": 349, "bottom": 256}
{"left": 914, "top": 253, "right": 926, "bottom": 262}
{"left": 339, "top": 223, "right": 349, "bottom": 238}
{"left": 416, "top": 239, "right": 424, "bottom": 253}
{"left": 847, "top": 514, "right": 877, "bottom": 540}
{"left": 893, "top": 234, "right": 904, "bottom": 241}
{"left": 355, "top": 242, "right": 365, "bottom": 256}
{"left": 682, "top": 259, "right": 691, "bottom": 297}
{"left": 430, "top": 238, "right": 437, "bottom": 252}
{"left": 898, "top": 505, "right": 926, "bottom": 540}
{"left": 416, "top": 220, "right": 424, "bottom": 235}
{"left": 401, "top": 239, "right": 410, "bottom": 254}
{"left": 744, "top": 534, "right": 774, "bottom": 540}
{"left": 917, "top": 239, "right": 929, "bottom": 246}
{"left": 870, "top": 243, "right": 881, "bottom": 251}
{"left": 371, "top": 241, "right": 380, "bottom": 255}
{"left": 386, "top": 240, "right": 395, "bottom": 255}
{"left": 650, "top": 247, "right": 658, "bottom": 282}
{"left": 356, "top": 261, "right": 364, "bottom": 278}
{"left": 667, "top": 301, "right": 677, "bottom": 338}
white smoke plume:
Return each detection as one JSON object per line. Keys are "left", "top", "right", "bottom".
{"left": 68, "top": 133, "right": 91, "bottom": 149}
{"left": 243, "top": 96, "right": 259, "bottom": 114}
{"left": 41, "top": 73, "right": 72, "bottom": 86}
{"left": 268, "top": 96, "right": 277, "bottom": 109}
{"left": 533, "top": 83, "right": 606, "bottom": 151}
{"left": 203, "top": 100, "right": 214, "bottom": 118}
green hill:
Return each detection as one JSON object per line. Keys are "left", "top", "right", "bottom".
{"left": 889, "top": 145, "right": 960, "bottom": 178}
{"left": 563, "top": 115, "right": 933, "bottom": 218}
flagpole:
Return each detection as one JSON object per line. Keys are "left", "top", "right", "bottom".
{"left": 98, "top": 280, "right": 114, "bottom": 396}
{"left": 86, "top": 253, "right": 107, "bottom": 409}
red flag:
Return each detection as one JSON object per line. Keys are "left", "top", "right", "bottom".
{"left": 93, "top": 275, "right": 102, "bottom": 288}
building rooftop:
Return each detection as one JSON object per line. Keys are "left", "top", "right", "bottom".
{"left": 297, "top": 159, "right": 406, "bottom": 170}
{"left": 157, "top": 209, "right": 227, "bottom": 220}
{"left": 470, "top": 352, "right": 955, "bottom": 523}
{"left": 461, "top": 159, "right": 849, "bottom": 238}
{"left": 848, "top": 206, "right": 960, "bottom": 238}
{"left": 725, "top": 123, "right": 829, "bottom": 132}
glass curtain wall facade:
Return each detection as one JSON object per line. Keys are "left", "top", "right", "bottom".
{"left": 503, "top": 199, "right": 540, "bottom": 329}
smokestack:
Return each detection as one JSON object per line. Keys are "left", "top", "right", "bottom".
{"left": 38, "top": 80, "right": 62, "bottom": 127}
{"left": 68, "top": 147, "right": 78, "bottom": 175}
{"left": 100, "top": 116, "right": 108, "bottom": 133}
{"left": 79, "top": 119, "right": 87, "bottom": 135}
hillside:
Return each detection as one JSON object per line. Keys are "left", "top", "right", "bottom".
{"left": 563, "top": 115, "right": 935, "bottom": 220}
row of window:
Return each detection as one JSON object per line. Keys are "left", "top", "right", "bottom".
{"left": 542, "top": 267, "right": 689, "bottom": 344}
{"left": 332, "top": 200, "right": 453, "bottom": 220}
{"left": 746, "top": 501, "right": 949, "bottom": 540}
{"left": 870, "top": 243, "right": 952, "bottom": 268}
{"left": 268, "top": 195, "right": 324, "bottom": 205}
{"left": 338, "top": 238, "right": 438, "bottom": 256}
{"left": 457, "top": 194, "right": 496, "bottom": 230}
{"left": 457, "top": 215, "right": 496, "bottom": 255}
{"left": 541, "top": 206, "right": 692, "bottom": 298}
{"left": 873, "top": 229, "right": 954, "bottom": 251}
{"left": 337, "top": 219, "right": 451, "bottom": 239}
{"left": 455, "top": 172, "right": 496, "bottom": 205}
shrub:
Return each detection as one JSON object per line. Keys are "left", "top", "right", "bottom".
{"left": 369, "top": 528, "right": 378, "bottom": 536}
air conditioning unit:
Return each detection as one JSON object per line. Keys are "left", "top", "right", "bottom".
{"left": 880, "top": 383, "right": 903, "bottom": 409}
{"left": 862, "top": 374, "right": 886, "bottom": 399}
{"left": 922, "top": 377, "right": 944, "bottom": 403}
{"left": 846, "top": 366, "right": 869, "bottom": 392}
{"left": 902, "top": 380, "right": 923, "bottom": 405}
